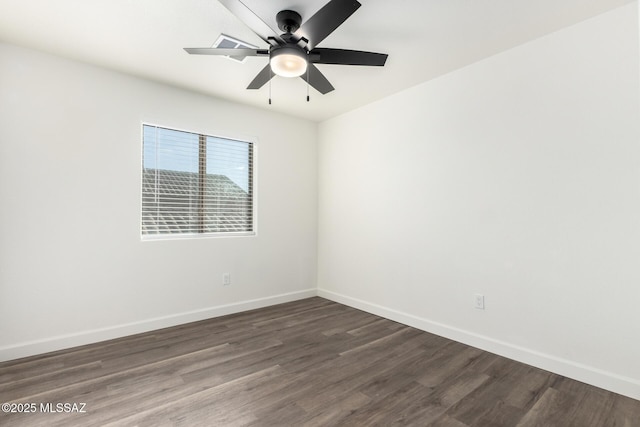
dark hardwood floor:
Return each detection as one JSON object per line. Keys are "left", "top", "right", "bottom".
{"left": 1, "top": 297, "right": 638, "bottom": 426}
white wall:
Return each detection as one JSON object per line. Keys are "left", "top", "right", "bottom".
{"left": 318, "top": 3, "right": 640, "bottom": 399}
{"left": 0, "top": 43, "right": 317, "bottom": 360}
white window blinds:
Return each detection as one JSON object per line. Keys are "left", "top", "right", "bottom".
{"left": 142, "top": 125, "right": 254, "bottom": 238}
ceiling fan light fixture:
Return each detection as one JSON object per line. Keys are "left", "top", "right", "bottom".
{"left": 270, "top": 46, "right": 308, "bottom": 78}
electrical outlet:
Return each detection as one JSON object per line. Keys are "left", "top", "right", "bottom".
{"left": 474, "top": 294, "right": 485, "bottom": 310}
{"left": 222, "top": 273, "right": 231, "bottom": 286}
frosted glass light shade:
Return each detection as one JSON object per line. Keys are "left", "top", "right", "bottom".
{"left": 270, "top": 47, "right": 308, "bottom": 78}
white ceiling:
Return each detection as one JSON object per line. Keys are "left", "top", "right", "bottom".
{"left": 0, "top": 0, "right": 633, "bottom": 122}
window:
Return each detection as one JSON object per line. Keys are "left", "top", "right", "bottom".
{"left": 141, "top": 124, "right": 255, "bottom": 238}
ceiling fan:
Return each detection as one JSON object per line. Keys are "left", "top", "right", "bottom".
{"left": 184, "top": 0, "right": 388, "bottom": 96}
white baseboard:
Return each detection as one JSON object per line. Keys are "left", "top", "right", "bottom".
{"left": 317, "top": 288, "right": 640, "bottom": 401}
{"left": 0, "top": 289, "right": 317, "bottom": 363}
{"left": 5, "top": 287, "right": 638, "bottom": 401}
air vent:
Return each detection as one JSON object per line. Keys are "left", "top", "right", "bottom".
{"left": 212, "top": 34, "right": 258, "bottom": 63}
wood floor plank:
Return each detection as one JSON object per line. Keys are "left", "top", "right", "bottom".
{"left": 456, "top": 399, "right": 525, "bottom": 427}
{"left": 102, "top": 365, "right": 284, "bottom": 427}
{"left": 428, "top": 414, "right": 470, "bottom": 427}
{"left": 1, "top": 297, "right": 638, "bottom": 426}
{"left": 444, "top": 357, "right": 559, "bottom": 426}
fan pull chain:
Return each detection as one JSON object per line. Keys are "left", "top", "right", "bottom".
{"left": 306, "top": 64, "right": 310, "bottom": 102}
{"left": 269, "top": 68, "right": 272, "bottom": 105}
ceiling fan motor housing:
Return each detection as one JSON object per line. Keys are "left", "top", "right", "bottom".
{"left": 276, "top": 10, "right": 302, "bottom": 33}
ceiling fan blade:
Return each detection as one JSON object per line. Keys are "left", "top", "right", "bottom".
{"left": 218, "top": 0, "right": 284, "bottom": 45}
{"left": 295, "top": 0, "right": 361, "bottom": 50}
{"left": 310, "top": 48, "right": 388, "bottom": 66}
{"left": 184, "top": 48, "right": 268, "bottom": 57}
{"left": 247, "top": 64, "right": 275, "bottom": 90}
{"left": 299, "top": 64, "right": 335, "bottom": 94}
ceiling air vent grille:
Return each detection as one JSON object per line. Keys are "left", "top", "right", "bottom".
{"left": 212, "top": 34, "right": 258, "bottom": 63}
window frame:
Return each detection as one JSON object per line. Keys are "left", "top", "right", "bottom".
{"left": 140, "top": 122, "right": 257, "bottom": 241}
